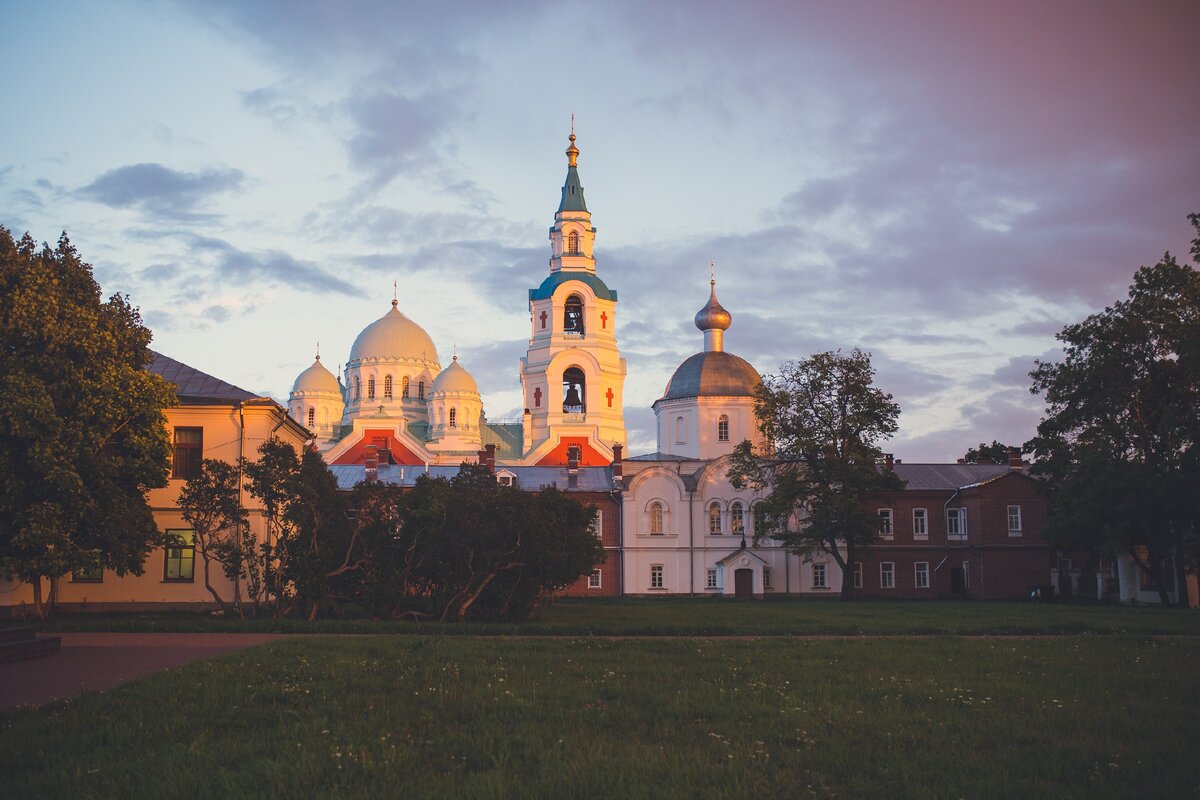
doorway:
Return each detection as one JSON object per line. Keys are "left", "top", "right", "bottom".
{"left": 734, "top": 568, "right": 754, "bottom": 599}
{"left": 950, "top": 567, "right": 966, "bottom": 595}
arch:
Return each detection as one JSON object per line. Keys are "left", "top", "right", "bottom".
{"left": 649, "top": 501, "right": 664, "bottom": 535}
{"left": 384, "top": 375, "right": 393, "bottom": 400}
{"left": 402, "top": 376, "right": 410, "bottom": 398}
{"left": 717, "top": 414, "right": 730, "bottom": 442}
{"left": 730, "top": 501, "right": 745, "bottom": 536}
{"left": 418, "top": 380, "right": 425, "bottom": 400}
{"left": 449, "top": 407, "right": 457, "bottom": 428}
{"left": 567, "top": 230, "right": 580, "bottom": 255}
{"left": 675, "top": 416, "right": 686, "bottom": 444}
{"left": 353, "top": 376, "right": 361, "bottom": 401}
{"left": 368, "top": 376, "right": 376, "bottom": 400}
{"left": 562, "top": 366, "right": 586, "bottom": 413}
{"left": 708, "top": 501, "right": 722, "bottom": 535}
{"left": 307, "top": 407, "right": 315, "bottom": 428}
{"left": 564, "top": 294, "right": 584, "bottom": 335}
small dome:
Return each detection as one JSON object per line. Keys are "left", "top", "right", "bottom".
{"left": 430, "top": 356, "right": 478, "bottom": 394}
{"left": 292, "top": 356, "right": 340, "bottom": 394}
{"left": 659, "top": 351, "right": 761, "bottom": 402}
{"left": 694, "top": 281, "right": 731, "bottom": 332}
{"left": 349, "top": 300, "right": 440, "bottom": 365}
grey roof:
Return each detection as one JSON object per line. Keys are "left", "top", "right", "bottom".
{"left": 481, "top": 421, "right": 524, "bottom": 460}
{"left": 893, "top": 463, "right": 1018, "bottom": 491}
{"left": 625, "top": 452, "right": 693, "bottom": 462}
{"left": 657, "top": 351, "right": 761, "bottom": 403}
{"left": 558, "top": 165, "right": 588, "bottom": 213}
{"left": 329, "top": 463, "right": 615, "bottom": 492}
{"left": 148, "top": 350, "right": 257, "bottom": 405}
{"left": 529, "top": 271, "right": 616, "bottom": 302}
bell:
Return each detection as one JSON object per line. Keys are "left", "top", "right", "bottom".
{"left": 564, "top": 385, "right": 582, "bottom": 407}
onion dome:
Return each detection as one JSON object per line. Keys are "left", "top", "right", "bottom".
{"left": 291, "top": 354, "right": 340, "bottom": 394}
{"left": 658, "top": 351, "right": 761, "bottom": 403}
{"left": 694, "top": 278, "right": 732, "bottom": 332}
{"left": 430, "top": 355, "right": 479, "bottom": 394}
{"left": 349, "top": 299, "right": 440, "bottom": 364}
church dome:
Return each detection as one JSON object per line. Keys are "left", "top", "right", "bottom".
{"left": 431, "top": 356, "right": 478, "bottom": 394}
{"left": 292, "top": 356, "right": 340, "bottom": 394}
{"left": 694, "top": 281, "right": 732, "bottom": 332}
{"left": 349, "top": 300, "right": 440, "bottom": 364}
{"left": 658, "top": 351, "right": 761, "bottom": 402}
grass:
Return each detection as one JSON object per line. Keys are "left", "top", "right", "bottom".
{"left": 3, "top": 635, "right": 1198, "bottom": 798}
{"left": 41, "top": 596, "right": 1200, "bottom": 636}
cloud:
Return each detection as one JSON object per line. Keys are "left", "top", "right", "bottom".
{"left": 78, "top": 163, "right": 243, "bottom": 220}
{"left": 185, "top": 234, "right": 363, "bottom": 297}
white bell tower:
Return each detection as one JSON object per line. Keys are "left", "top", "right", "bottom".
{"left": 519, "top": 131, "right": 627, "bottom": 464}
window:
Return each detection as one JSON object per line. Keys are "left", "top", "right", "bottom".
{"left": 717, "top": 414, "right": 730, "bottom": 442}
{"left": 368, "top": 377, "right": 376, "bottom": 400}
{"left": 913, "top": 508, "right": 928, "bottom": 539}
{"left": 588, "top": 569, "right": 601, "bottom": 589}
{"left": 947, "top": 508, "right": 967, "bottom": 539}
{"left": 706, "top": 568, "right": 718, "bottom": 589}
{"left": 675, "top": 416, "right": 686, "bottom": 444}
{"left": 567, "top": 230, "right": 580, "bottom": 254}
{"left": 72, "top": 559, "right": 103, "bottom": 583}
{"left": 915, "top": 561, "right": 930, "bottom": 589}
{"left": 708, "top": 502, "right": 722, "bottom": 534}
{"left": 497, "top": 475, "right": 513, "bottom": 486}
{"left": 763, "top": 567, "right": 772, "bottom": 589}
{"left": 164, "top": 530, "right": 195, "bottom": 582}
{"left": 650, "top": 564, "right": 664, "bottom": 590}
{"left": 853, "top": 562, "right": 863, "bottom": 589}
{"left": 307, "top": 407, "right": 315, "bottom": 428}
{"left": 880, "top": 562, "right": 895, "bottom": 589}
{"left": 878, "top": 508, "right": 893, "bottom": 539}
{"left": 730, "top": 502, "right": 745, "bottom": 536}
{"left": 564, "top": 295, "right": 584, "bottom": 335}
{"left": 418, "top": 380, "right": 425, "bottom": 400}
{"left": 1007, "top": 505, "right": 1022, "bottom": 535}
{"left": 171, "top": 427, "right": 203, "bottom": 480}
{"left": 402, "top": 376, "right": 410, "bottom": 398}
{"left": 589, "top": 511, "right": 603, "bottom": 539}
{"left": 961, "top": 561, "right": 970, "bottom": 589}
{"left": 649, "top": 502, "right": 664, "bottom": 535}
{"left": 353, "top": 376, "right": 361, "bottom": 401}
{"left": 812, "top": 563, "right": 827, "bottom": 589}
{"left": 449, "top": 407, "right": 457, "bottom": 428}
{"left": 384, "top": 375, "right": 393, "bottom": 400}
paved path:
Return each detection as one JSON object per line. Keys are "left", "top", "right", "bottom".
{"left": 0, "top": 632, "right": 291, "bottom": 709}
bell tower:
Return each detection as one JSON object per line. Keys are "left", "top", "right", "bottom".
{"left": 519, "top": 130, "right": 627, "bottom": 464}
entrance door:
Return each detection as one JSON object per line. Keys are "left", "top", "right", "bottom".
{"left": 734, "top": 568, "right": 754, "bottom": 599}
{"left": 950, "top": 568, "right": 966, "bottom": 595}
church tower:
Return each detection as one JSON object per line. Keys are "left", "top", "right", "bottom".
{"left": 519, "top": 132, "right": 627, "bottom": 464}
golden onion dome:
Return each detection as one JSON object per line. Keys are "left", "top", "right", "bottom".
{"left": 694, "top": 279, "right": 732, "bottom": 332}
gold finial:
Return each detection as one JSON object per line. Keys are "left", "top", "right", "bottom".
{"left": 566, "top": 116, "right": 579, "bottom": 167}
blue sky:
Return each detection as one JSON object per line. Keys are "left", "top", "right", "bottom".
{"left": 3, "top": 0, "right": 1197, "bottom": 459}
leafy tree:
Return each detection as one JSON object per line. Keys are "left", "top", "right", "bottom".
{"left": 1028, "top": 214, "right": 1200, "bottom": 606}
{"left": 0, "top": 228, "right": 174, "bottom": 618}
{"left": 963, "top": 440, "right": 1015, "bottom": 464}
{"left": 177, "top": 459, "right": 249, "bottom": 615}
{"left": 728, "top": 349, "right": 904, "bottom": 599}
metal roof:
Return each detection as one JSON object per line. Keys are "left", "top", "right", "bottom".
{"left": 148, "top": 350, "right": 257, "bottom": 405}
{"left": 893, "top": 463, "right": 1017, "bottom": 490}
{"left": 329, "top": 464, "right": 615, "bottom": 492}
{"left": 529, "top": 270, "right": 616, "bottom": 302}
{"left": 657, "top": 350, "right": 761, "bottom": 403}
{"left": 480, "top": 421, "right": 524, "bottom": 460}
{"left": 625, "top": 452, "right": 693, "bottom": 462}
{"left": 557, "top": 165, "right": 588, "bottom": 213}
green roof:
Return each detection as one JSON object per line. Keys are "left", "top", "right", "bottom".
{"left": 529, "top": 271, "right": 617, "bottom": 302}
{"left": 557, "top": 165, "right": 588, "bottom": 213}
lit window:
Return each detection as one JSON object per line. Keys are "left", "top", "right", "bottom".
{"left": 812, "top": 563, "right": 826, "bottom": 589}
{"left": 402, "top": 376, "right": 410, "bottom": 398}
{"left": 880, "top": 562, "right": 895, "bottom": 589}
{"left": 708, "top": 502, "right": 722, "bottom": 534}
{"left": 1007, "top": 505, "right": 1022, "bottom": 535}
{"left": 915, "top": 561, "right": 930, "bottom": 589}
{"left": 706, "top": 568, "right": 718, "bottom": 589}
{"left": 853, "top": 562, "right": 863, "bottom": 589}
{"left": 164, "top": 530, "right": 195, "bottom": 582}
{"left": 418, "top": 380, "right": 425, "bottom": 400}
{"left": 307, "top": 408, "right": 315, "bottom": 428}
{"left": 717, "top": 414, "right": 730, "bottom": 442}
{"left": 649, "top": 502, "right": 664, "bottom": 535}
{"left": 384, "top": 375, "right": 393, "bottom": 400}
{"left": 567, "top": 230, "right": 580, "bottom": 254}
{"left": 449, "top": 408, "right": 457, "bottom": 428}
{"left": 588, "top": 569, "right": 601, "bottom": 589}
{"left": 171, "top": 427, "right": 203, "bottom": 480}
{"left": 878, "top": 509, "right": 893, "bottom": 538}
{"left": 368, "top": 377, "right": 376, "bottom": 400}
{"left": 730, "top": 502, "right": 745, "bottom": 536}
{"left": 913, "top": 508, "right": 928, "bottom": 539}
{"left": 650, "top": 564, "right": 664, "bottom": 590}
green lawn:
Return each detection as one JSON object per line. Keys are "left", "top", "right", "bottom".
{"left": 3, "top": 636, "right": 1198, "bottom": 798}
{"left": 44, "top": 596, "right": 1200, "bottom": 636}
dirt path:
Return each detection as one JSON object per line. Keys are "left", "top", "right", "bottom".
{"left": 0, "top": 632, "right": 291, "bottom": 709}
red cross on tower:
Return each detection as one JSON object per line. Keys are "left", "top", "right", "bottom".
{"left": 540, "top": 310, "right": 547, "bottom": 329}
{"left": 600, "top": 311, "right": 608, "bottom": 329}
{"left": 534, "top": 387, "right": 542, "bottom": 407}
{"left": 606, "top": 387, "right": 614, "bottom": 407}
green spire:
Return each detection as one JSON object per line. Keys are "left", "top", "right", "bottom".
{"left": 557, "top": 132, "right": 588, "bottom": 213}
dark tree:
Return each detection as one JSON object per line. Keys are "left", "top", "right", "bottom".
{"left": 1028, "top": 214, "right": 1200, "bottom": 606}
{"left": 0, "top": 228, "right": 175, "bottom": 617}
{"left": 728, "top": 349, "right": 905, "bottom": 599}
{"left": 177, "top": 459, "right": 249, "bottom": 615}
{"left": 963, "top": 441, "right": 1015, "bottom": 464}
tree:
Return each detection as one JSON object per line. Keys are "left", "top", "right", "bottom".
{"left": 177, "top": 459, "right": 249, "bottom": 615}
{"left": 728, "top": 349, "right": 904, "bottom": 599}
{"left": 1028, "top": 214, "right": 1200, "bottom": 606}
{"left": 963, "top": 440, "right": 1015, "bottom": 464}
{"left": 0, "top": 228, "right": 174, "bottom": 618}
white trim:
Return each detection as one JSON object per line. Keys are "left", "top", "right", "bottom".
{"left": 588, "top": 568, "right": 602, "bottom": 589}
{"left": 912, "top": 508, "right": 928, "bottom": 540}
{"left": 880, "top": 561, "right": 895, "bottom": 589}
{"left": 915, "top": 561, "right": 930, "bottom": 589}
{"left": 1007, "top": 504, "right": 1022, "bottom": 536}
{"left": 878, "top": 508, "right": 894, "bottom": 540}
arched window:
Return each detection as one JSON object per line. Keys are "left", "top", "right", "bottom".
{"left": 418, "top": 380, "right": 425, "bottom": 400}
{"left": 567, "top": 230, "right": 580, "bottom": 254}
{"left": 449, "top": 407, "right": 457, "bottom": 428}
{"left": 731, "top": 502, "right": 745, "bottom": 536}
{"left": 562, "top": 367, "right": 585, "bottom": 413}
{"left": 708, "top": 502, "right": 722, "bottom": 534}
{"left": 564, "top": 295, "right": 584, "bottom": 335}
{"left": 307, "top": 407, "right": 315, "bottom": 428}
{"left": 718, "top": 414, "right": 730, "bottom": 442}
{"left": 353, "top": 377, "right": 361, "bottom": 401}
{"left": 368, "top": 377, "right": 376, "bottom": 400}
{"left": 675, "top": 416, "right": 686, "bottom": 444}
{"left": 384, "top": 375, "right": 393, "bottom": 400}
{"left": 649, "top": 502, "right": 664, "bottom": 535}
{"left": 402, "top": 376, "right": 410, "bottom": 398}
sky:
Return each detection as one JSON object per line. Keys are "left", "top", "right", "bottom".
{"left": 3, "top": 0, "right": 1198, "bottom": 460}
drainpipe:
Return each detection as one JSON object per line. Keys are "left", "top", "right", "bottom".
{"left": 687, "top": 486, "right": 696, "bottom": 596}
{"left": 235, "top": 401, "right": 246, "bottom": 612}
{"left": 936, "top": 487, "right": 961, "bottom": 598}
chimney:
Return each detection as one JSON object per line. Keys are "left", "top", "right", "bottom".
{"left": 894, "top": 459, "right": 902, "bottom": 465}
{"left": 884, "top": 453, "right": 894, "bottom": 471}
{"left": 567, "top": 445, "right": 580, "bottom": 488}
{"left": 611, "top": 443, "right": 623, "bottom": 486}
{"left": 485, "top": 443, "right": 496, "bottom": 474}
{"left": 364, "top": 444, "right": 378, "bottom": 483}
{"left": 977, "top": 456, "right": 994, "bottom": 465}
{"left": 1008, "top": 447, "right": 1024, "bottom": 469}
{"left": 957, "top": 458, "right": 966, "bottom": 464}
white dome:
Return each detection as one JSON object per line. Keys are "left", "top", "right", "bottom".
{"left": 349, "top": 300, "right": 440, "bottom": 364}
{"left": 292, "top": 356, "right": 340, "bottom": 394}
{"left": 431, "top": 356, "right": 478, "bottom": 394}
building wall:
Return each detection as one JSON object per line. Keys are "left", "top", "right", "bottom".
{"left": 556, "top": 491, "right": 623, "bottom": 597}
